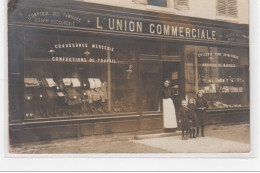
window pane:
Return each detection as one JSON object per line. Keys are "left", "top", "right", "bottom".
{"left": 24, "top": 34, "right": 138, "bottom": 119}
{"left": 111, "top": 63, "right": 137, "bottom": 113}
{"left": 141, "top": 61, "right": 161, "bottom": 111}
{"left": 110, "top": 39, "right": 137, "bottom": 113}
{"left": 24, "top": 33, "right": 115, "bottom": 119}
{"left": 161, "top": 43, "right": 180, "bottom": 56}
{"left": 140, "top": 40, "right": 160, "bottom": 56}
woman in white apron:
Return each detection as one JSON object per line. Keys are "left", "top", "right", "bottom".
{"left": 162, "top": 79, "right": 178, "bottom": 131}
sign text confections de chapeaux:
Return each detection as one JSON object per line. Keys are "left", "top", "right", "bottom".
{"left": 51, "top": 57, "right": 116, "bottom": 63}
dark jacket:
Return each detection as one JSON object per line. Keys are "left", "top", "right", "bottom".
{"left": 180, "top": 106, "right": 191, "bottom": 130}
{"left": 188, "top": 104, "right": 199, "bottom": 127}
{"left": 195, "top": 97, "right": 209, "bottom": 126}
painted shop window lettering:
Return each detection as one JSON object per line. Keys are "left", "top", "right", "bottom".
{"left": 184, "top": 45, "right": 249, "bottom": 109}
{"left": 27, "top": 10, "right": 82, "bottom": 26}
{"left": 23, "top": 33, "right": 137, "bottom": 119}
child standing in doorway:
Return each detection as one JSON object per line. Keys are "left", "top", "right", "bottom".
{"left": 179, "top": 100, "right": 191, "bottom": 140}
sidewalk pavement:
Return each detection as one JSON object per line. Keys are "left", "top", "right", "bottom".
{"left": 9, "top": 123, "right": 250, "bottom": 154}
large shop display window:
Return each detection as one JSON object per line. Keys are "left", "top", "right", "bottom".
{"left": 184, "top": 45, "right": 249, "bottom": 109}
{"left": 24, "top": 33, "right": 137, "bottom": 119}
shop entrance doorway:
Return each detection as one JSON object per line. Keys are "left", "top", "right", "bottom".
{"left": 139, "top": 60, "right": 181, "bottom": 113}
{"left": 162, "top": 61, "right": 181, "bottom": 110}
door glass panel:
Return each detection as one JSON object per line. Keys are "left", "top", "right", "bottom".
{"left": 141, "top": 61, "right": 161, "bottom": 112}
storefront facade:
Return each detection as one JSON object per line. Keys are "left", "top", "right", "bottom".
{"left": 8, "top": 0, "right": 249, "bottom": 143}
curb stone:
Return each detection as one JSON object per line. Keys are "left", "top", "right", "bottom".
{"left": 134, "top": 131, "right": 182, "bottom": 140}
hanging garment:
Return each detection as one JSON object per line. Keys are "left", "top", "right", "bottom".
{"left": 88, "top": 78, "right": 96, "bottom": 89}
{"left": 96, "top": 87, "right": 103, "bottom": 101}
{"left": 46, "top": 78, "right": 57, "bottom": 87}
{"left": 63, "top": 78, "right": 72, "bottom": 86}
{"left": 56, "top": 81, "right": 66, "bottom": 97}
{"left": 71, "top": 78, "right": 81, "bottom": 87}
{"left": 66, "top": 87, "right": 81, "bottom": 105}
{"left": 80, "top": 78, "right": 91, "bottom": 89}
{"left": 93, "top": 78, "right": 102, "bottom": 88}
{"left": 81, "top": 90, "right": 88, "bottom": 102}
{"left": 57, "top": 81, "right": 65, "bottom": 90}
{"left": 100, "top": 82, "right": 108, "bottom": 102}
{"left": 91, "top": 88, "right": 101, "bottom": 102}
{"left": 38, "top": 78, "right": 49, "bottom": 87}
{"left": 86, "top": 90, "right": 93, "bottom": 103}
{"left": 163, "top": 98, "right": 178, "bottom": 128}
{"left": 24, "top": 78, "right": 39, "bottom": 87}
{"left": 45, "top": 88, "right": 57, "bottom": 100}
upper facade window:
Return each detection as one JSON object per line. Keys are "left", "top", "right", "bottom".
{"left": 217, "top": 0, "right": 237, "bottom": 18}
{"left": 175, "top": 0, "right": 189, "bottom": 10}
{"left": 133, "top": 0, "right": 168, "bottom": 8}
{"left": 147, "top": 0, "right": 167, "bottom": 7}
{"left": 133, "top": 0, "right": 190, "bottom": 10}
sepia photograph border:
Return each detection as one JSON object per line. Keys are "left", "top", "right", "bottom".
{"left": 1, "top": 0, "right": 260, "bottom": 172}
{"left": 2, "top": 0, "right": 259, "bottom": 166}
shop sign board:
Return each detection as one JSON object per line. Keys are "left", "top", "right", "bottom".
{"left": 9, "top": 7, "right": 249, "bottom": 44}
